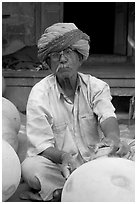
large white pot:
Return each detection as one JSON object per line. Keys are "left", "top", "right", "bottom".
{"left": 2, "top": 140, "right": 21, "bottom": 201}
{"left": 62, "top": 157, "right": 135, "bottom": 202}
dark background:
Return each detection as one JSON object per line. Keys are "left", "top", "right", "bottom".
{"left": 64, "top": 2, "right": 115, "bottom": 54}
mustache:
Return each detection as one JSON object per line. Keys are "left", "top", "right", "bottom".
{"left": 56, "top": 64, "right": 69, "bottom": 72}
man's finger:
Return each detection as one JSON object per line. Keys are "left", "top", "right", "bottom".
{"left": 62, "top": 166, "right": 71, "bottom": 179}
{"left": 108, "top": 145, "right": 119, "bottom": 156}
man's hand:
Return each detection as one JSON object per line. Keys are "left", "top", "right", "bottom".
{"left": 94, "top": 139, "right": 130, "bottom": 159}
{"left": 39, "top": 147, "right": 77, "bottom": 179}
{"left": 108, "top": 140, "right": 130, "bottom": 157}
{"left": 100, "top": 117, "right": 130, "bottom": 157}
{"left": 60, "top": 153, "right": 77, "bottom": 179}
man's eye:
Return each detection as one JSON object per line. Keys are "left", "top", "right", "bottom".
{"left": 52, "top": 53, "right": 58, "bottom": 57}
{"left": 66, "top": 49, "right": 72, "bottom": 54}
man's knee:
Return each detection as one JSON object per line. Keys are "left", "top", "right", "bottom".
{"left": 22, "top": 157, "right": 37, "bottom": 176}
{"left": 21, "top": 157, "right": 41, "bottom": 190}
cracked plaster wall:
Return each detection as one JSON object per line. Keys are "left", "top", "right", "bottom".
{"left": 2, "top": 2, "right": 36, "bottom": 55}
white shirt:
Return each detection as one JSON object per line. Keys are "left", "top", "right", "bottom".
{"left": 26, "top": 72, "right": 116, "bottom": 166}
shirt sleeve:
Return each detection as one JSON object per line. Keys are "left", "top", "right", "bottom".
{"left": 90, "top": 77, "right": 116, "bottom": 123}
{"left": 26, "top": 88, "right": 55, "bottom": 157}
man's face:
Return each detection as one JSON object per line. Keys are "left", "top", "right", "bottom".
{"left": 48, "top": 48, "right": 82, "bottom": 79}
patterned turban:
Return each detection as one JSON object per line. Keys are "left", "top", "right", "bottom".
{"left": 37, "top": 23, "right": 90, "bottom": 62}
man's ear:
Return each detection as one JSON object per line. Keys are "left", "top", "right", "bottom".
{"left": 42, "top": 58, "right": 51, "bottom": 69}
{"left": 79, "top": 54, "right": 84, "bottom": 66}
{"left": 76, "top": 51, "right": 84, "bottom": 64}
{"left": 46, "top": 57, "right": 51, "bottom": 66}
{"left": 79, "top": 59, "right": 83, "bottom": 67}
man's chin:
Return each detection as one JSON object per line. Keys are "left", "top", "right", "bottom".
{"left": 58, "top": 73, "right": 70, "bottom": 79}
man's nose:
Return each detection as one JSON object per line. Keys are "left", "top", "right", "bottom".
{"left": 59, "top": 52, "right": 67, "bottom": 62}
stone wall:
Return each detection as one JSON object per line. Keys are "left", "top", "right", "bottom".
{"left": 2, "top": 2, "right": 36, "bottom": 56}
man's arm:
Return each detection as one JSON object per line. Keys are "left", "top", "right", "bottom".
{"left": 100, "top": 117, "right": 129, "bottom": 156}
{"left": 90, "top": 79, "right": 129, "bottom": 157}
{"left": 100, "top": 116, "right": 120, "bottom": 145}
{"left": 39, "top": 146, "right": 65, "bottom": 164}
{"left": 39, "top": 147, "right": 77, "bottom": 179}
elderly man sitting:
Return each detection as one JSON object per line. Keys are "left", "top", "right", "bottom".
{"left": 20, "top": 23, "right": 133, "bottom": 201}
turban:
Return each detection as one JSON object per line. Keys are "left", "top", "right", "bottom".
{"left": 37, "top": 23, "right": 90, "bottom": 62}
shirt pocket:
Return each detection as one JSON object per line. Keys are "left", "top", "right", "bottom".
{"left": 79, "top": 113, "right": 100, "bottom": 146}
{"left": 52, "top": 122, "right": 67, "bottom": 150}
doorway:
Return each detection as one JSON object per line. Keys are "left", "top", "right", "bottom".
{"left": 63, "top": 2, "right": 116, "bottom": 54}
